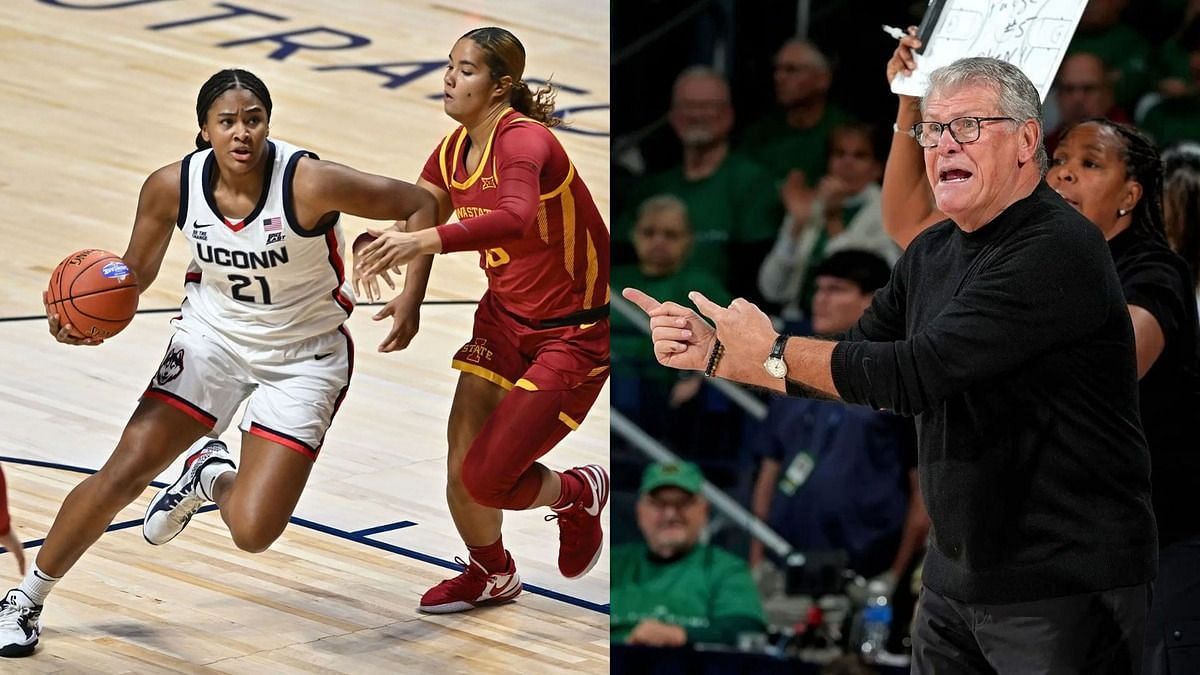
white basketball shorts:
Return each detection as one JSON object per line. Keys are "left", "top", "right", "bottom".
{"left": 142, "top": 315, "right": 353, "bottom": 460}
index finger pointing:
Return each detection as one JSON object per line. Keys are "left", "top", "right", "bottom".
{"left": 622, "top": 287, "right": 663, "bottom": 314}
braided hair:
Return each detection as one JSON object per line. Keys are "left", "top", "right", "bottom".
{"left": 1163, "top": 143, "right": 1200, "bottom": 292}
{"left": 461, "top": 27, "right": 560, "bottom": 128}
{"left": 194, "top": 69, "right": 273, "bottom": 149}
{"left": 1073, "top": 118, "right": 1168, "bottom": 243}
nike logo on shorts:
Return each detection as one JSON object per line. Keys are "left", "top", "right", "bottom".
{"left": 314, "top": 352, "right": 333, "bottom": 360}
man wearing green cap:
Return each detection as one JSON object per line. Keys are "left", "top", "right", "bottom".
{"left": 610, "top": 461, "right": 766, "bottom": 646}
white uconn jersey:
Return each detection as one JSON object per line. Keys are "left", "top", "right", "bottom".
{"left": 177, "top": 139, "right": 354, "bottom": 345}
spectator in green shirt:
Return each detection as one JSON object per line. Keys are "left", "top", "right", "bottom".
{"left": 739, "top": 38, "right": 853, "bottom": 187}
{"left": 1142, "top": 18, "right": 1200, "bottom": 147}
{"left": 615, "top": 67, "right": 780, "bottom": 301}
{"left": 611, "top": 461, "right": 766, "bottom": 646}
{"left": 1044, "top": 52, "right": 1130, "bottom": 154}
{"left": 1067, "top": 0, "right": 1154, "bottom": 109}
{"left": 611, "top": 195, "right": 730, "bottom": 438}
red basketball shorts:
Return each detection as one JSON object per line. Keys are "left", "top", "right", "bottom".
{"left": 451, "top": 292, "right": 609, "bottom": 430}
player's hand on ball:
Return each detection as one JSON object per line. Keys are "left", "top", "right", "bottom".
{"left": 43, "top": 291, "right": 102, "bottom": 346}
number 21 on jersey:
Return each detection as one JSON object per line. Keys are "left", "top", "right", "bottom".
{"left": 228, "top": 274, "right": 273, "bottom": 304}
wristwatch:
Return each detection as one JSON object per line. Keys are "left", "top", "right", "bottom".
{"left": 763, "top": 334, "right": 790, "bottom": 379}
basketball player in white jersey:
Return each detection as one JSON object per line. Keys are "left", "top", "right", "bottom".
{"left": 0, "top": 69, "right": 437, "bottom": 658}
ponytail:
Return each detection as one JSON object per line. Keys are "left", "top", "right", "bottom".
{"left": 510, "top": 79, "right": 561, "bottom": 127}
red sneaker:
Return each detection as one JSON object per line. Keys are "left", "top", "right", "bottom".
{"left": 548, "top": 464, "right": 610, "bottom": 578}
{"left": 418, "top": 553, "right": 522, "bottom": 614}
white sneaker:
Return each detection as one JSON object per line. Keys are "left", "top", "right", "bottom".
{"left": 0, "top": 589, "right": 41, "bottom": 658}
{"left": 143, "top": 439, "right": 235, "bottom": 545}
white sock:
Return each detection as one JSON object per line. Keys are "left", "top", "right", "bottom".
{"left": 16, "top": 562, "right": 60, "bottom": 606}
{"left": 198, "top": 461, "right": 235, "bottom": 502}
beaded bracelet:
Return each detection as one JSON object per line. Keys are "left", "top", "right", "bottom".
{"left": 703, "top": 339, "right": 725, "bottom": 378}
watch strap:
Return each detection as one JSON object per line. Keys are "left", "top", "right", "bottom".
{"left": 770, "top": 334, "right": 790, "bottom": 360}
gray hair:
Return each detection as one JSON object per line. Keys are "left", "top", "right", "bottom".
{"left": 673, "top": 65, "right": 729, "bottom": 96}
{"left": 779, "top": 38, "right": 831, "bottom": 73}
{"left": 921, "top": 57, "right": 1048, "bottom": 173}
{"left": 636, "top": 194, "right": 691, "bottom": 230}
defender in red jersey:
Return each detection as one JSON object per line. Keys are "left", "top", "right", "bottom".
{"left": 355, "top": 27, "right": 610, "bottom": 614}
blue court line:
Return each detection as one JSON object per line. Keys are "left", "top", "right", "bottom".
{"left": 350, "top": 521, "right": 417, "bottom": 536}
{"left": 296, "top": 517, "right": 609, "bottom": 614}
{"left": 0, "top": 299, "right": 478, "bottom": 324}
{"left": 0, "top": 505, "right": 220, "bottom": 552}
{"left": 0, "top": 456, "right": 609, "bottom": 615}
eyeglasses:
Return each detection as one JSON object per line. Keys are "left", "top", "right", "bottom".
{"left": 1057, "top": 83, "right": 1102, "bottom": 96}
{"left": 645, "top": 494, "right": 698, "bottom": 512}
{"left": 910, "top": 116, "right": 1020, "bottom": 148}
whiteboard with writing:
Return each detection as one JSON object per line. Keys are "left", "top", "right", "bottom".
{"left": 891, "top": 0, "right": 1088, "bottom": 102}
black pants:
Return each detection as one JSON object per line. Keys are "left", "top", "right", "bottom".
{"left": 912, "top": 583, "right": 1149, "bottom": 675}
{"left": 1143, "top": 536, "right": 1200, "bottom": 675}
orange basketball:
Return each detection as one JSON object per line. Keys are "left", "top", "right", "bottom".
{"left": 46, "top": 249, "right": 139, "bottom": 339}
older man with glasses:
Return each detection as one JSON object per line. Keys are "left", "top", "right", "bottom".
{"left": 624, "top": 55, "right": 1155, "bottom": 674}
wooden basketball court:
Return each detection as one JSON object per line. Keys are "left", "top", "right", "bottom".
{"left": 0, "top": 1, "right": 610, "bottom": 671}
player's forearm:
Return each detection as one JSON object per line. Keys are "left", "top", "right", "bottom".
{"left": 401, "top": 254, "right": 434, "bottom": 300}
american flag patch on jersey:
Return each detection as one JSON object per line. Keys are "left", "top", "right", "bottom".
{"left": 263, "top": 216, "right": 282, "bottom": 232}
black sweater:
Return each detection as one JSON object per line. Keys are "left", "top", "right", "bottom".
{"left": 830, "top": 182, "right": 1157, "bottom": 604}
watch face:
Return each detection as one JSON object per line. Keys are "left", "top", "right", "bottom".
{"left": 764, "top": 357, "right": 788, "bottom": 379}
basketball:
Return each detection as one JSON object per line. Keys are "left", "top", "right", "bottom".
{"left": 46, "top": 249, "right": 139, "bottom": 339}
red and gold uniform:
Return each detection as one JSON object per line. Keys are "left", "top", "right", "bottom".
{"left": 420, "top": 108, "right": 609, "bottom": 509}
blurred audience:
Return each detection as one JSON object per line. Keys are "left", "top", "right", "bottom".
{"left": 758, "top": 124, "right": 899, "bottom": 324}
{"left": 1154, "top": 3, "right": 1200, "bottom": 100}
{"left": 740, "top": 39, "right": 853, "bottom": 187}
{"left": 612, "top": 195, "right": 730, "bottom": 439}
{"left": 615, "top": 66, "right": 779, "bottom": 300}
{"left": 1069, "top": 0, "right": 1154, "bottom": 109}
{"left": 1163, "top": 142, "right": 1200, "bottom": 309}
{"left": 611, "top": 461, "right": 766, "bottom": 647}
{"left": 750, "top": 251, "right": 928, "bottom": 592}
{"left": 1045, "top": 52, "right": 1130, "bottom": 154}
{"left": 1142, "top": 17, "right": 1200, "bottom": 146}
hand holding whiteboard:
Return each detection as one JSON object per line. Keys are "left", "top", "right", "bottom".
{"left": 890, "top": 0, "right": 1089, "bottom": 102}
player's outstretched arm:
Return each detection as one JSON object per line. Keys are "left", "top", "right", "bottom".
{"left": 292, "top": 157, "right": 439, "bottom": 229}
{"left": 363, "top": 177, "right": 455, "bottom": 352}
